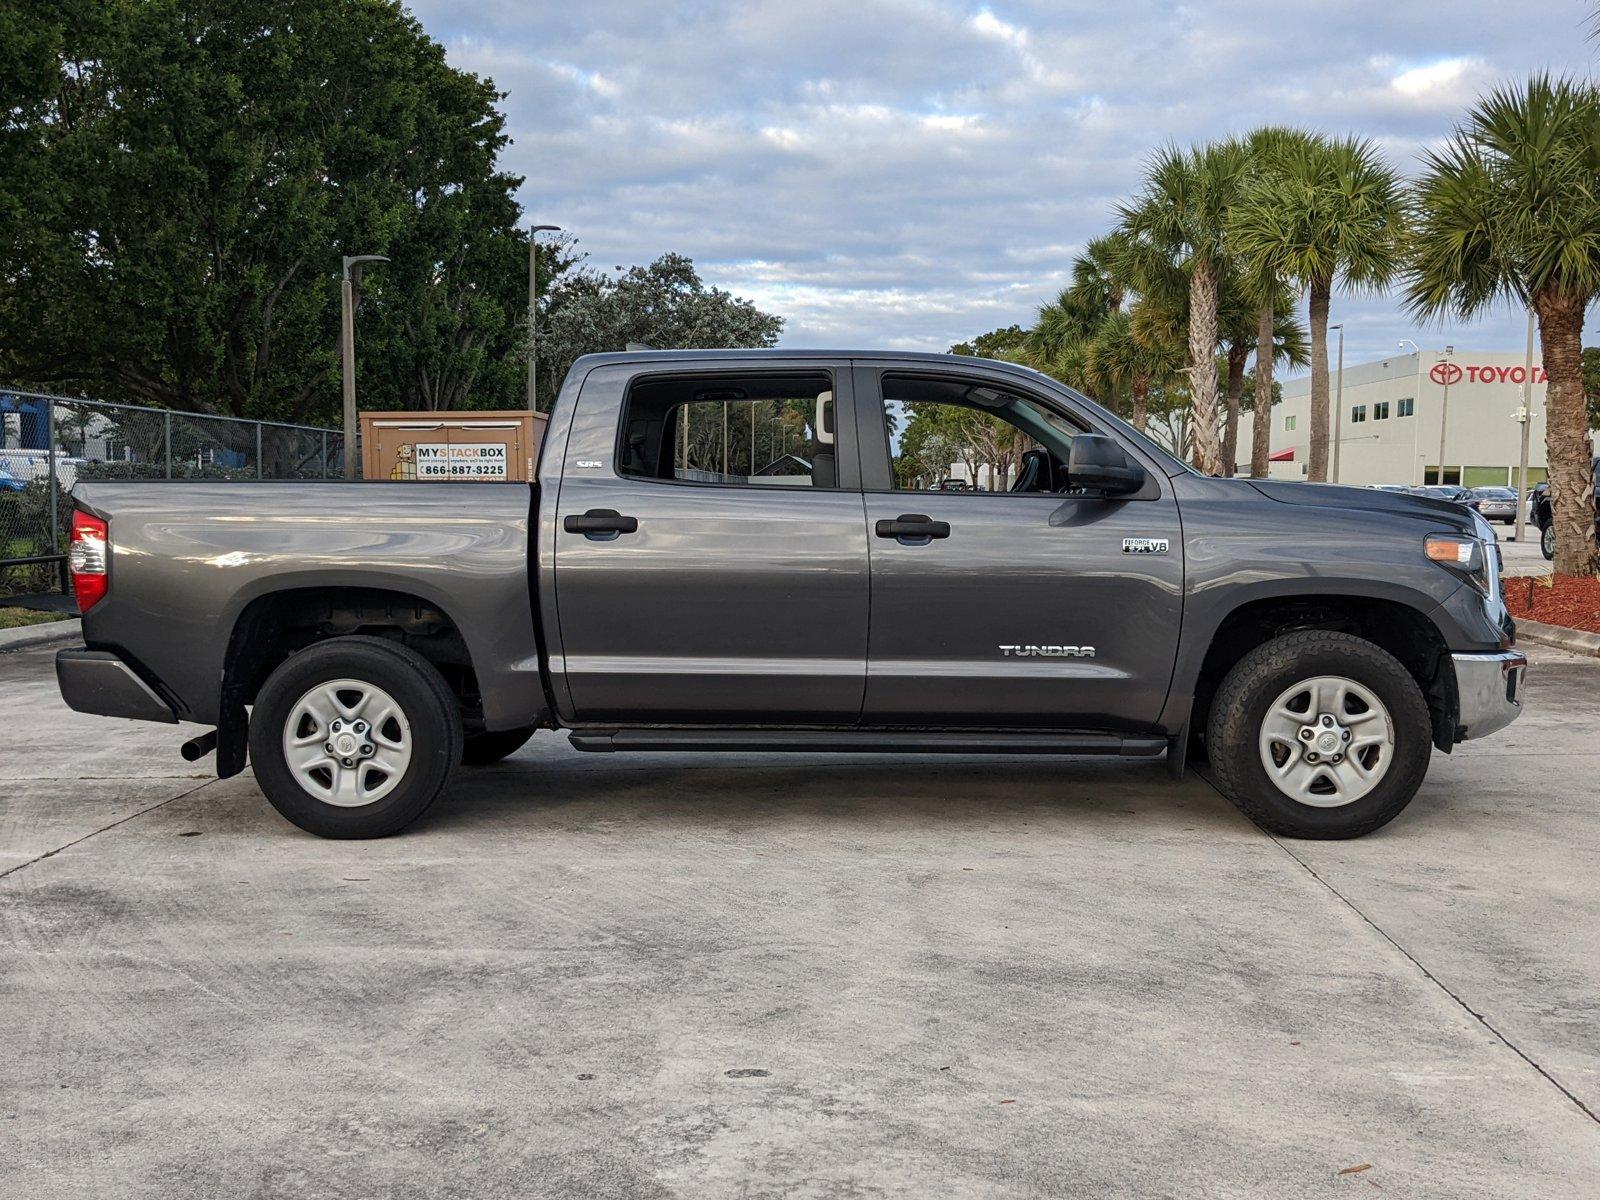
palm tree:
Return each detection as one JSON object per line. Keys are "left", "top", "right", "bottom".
{"left": 1407, "top": 75, "right": 1600, "bottom": 576}
{"left": 1086, "top": 304, "right": 1183, "bottom": 434}
{"left": 1228, "top": 127, "right": 1317, "bottom": 477}
{"left": 1229, "top": 134, "right": 1405, "bottom": 482}
{"left": 1119, "top": 139, "right": 1248, "bottom": 474}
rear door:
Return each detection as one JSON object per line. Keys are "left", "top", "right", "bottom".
{"left": 854, "top": 364, "right": 1184, "bottom": 730}
{"left": 550, "top": 360, "right": 870, "bottom": 724}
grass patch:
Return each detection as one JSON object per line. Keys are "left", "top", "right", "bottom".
{"left": 0, "top": 608, "right": 69, "bottom": 629}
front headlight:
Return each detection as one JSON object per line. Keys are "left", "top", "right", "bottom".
{"left": 1425, "top": 527, "right": 1494, "bottom": 596}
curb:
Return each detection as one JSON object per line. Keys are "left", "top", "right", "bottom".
{"left": 0, "top": 618, "right": 81, "bottom": 654}
{"left": 1516, "top": 618, "right": 1600, "bottom": 658}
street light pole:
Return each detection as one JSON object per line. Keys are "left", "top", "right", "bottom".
{"left": 1330, "top": 323, "right": 1345, "bottom": 484}
{"left": 1435, "top": 344, "right": 1455, "bottom": 486}
{"left": 1514, "top": 312, "right": 1536, "bottom": 542}
{"left": 341, "top": 254, "right": 388, "bottom": 480}
{"left": 526, "top": 224, "right": 561, "bottom": 412}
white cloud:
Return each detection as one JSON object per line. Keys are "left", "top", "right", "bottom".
{"left": 406, "top": 0, "right": 1600, "bottom": 360}
{"left": 1390, "top": 57, "right": 1483, "bottom": 98}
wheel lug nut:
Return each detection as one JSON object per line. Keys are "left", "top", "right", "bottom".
{"left": 342, "top": 758, "right": 353, "bottom": 767}
{"left": 324, "top": 742, "right": 333, "bottom": 753}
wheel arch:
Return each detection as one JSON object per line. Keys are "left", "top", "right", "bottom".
{"left": 217, "top": 585, "right": 488, "bottom": 778}
{"left": 1174, "top": 591, "right": 1457, "bottom": 758}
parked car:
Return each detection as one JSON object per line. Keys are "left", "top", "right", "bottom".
{"left": 1467, "top": 487, "right": 1518, "bottom": 524}
{"left": 1367, "top": 484, "right": 1412, "bottom": 493}
{"left": 1530, "top": 457, "right": 1600, "bottom": 561}
{"left": 1409, "top": 485, "right": 1475, "bottom": 508}
{"left": 56, "top": 348, "right": 1524, "bottom": 841}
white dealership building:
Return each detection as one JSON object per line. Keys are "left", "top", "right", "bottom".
{"left": 1233, "top": 348, "right": 1591, "bottom": 488}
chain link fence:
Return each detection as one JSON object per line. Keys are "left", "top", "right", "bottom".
{"left": 2, "top": 391, "right": 351, "bottom": 599}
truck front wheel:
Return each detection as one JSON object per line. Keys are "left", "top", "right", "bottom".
{"left": 1206, "top": 630, "right": 1432, "bottom": 839}
{"left": 1540, "top": 522, "right": 1555, "bottom": 560}
{"left": 248, "top": 636, "right": 463, "bottom": 838}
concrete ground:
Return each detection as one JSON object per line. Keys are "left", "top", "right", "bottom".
{"left": 1492, "top": 523, "right": 1550, "bottom": 578}
{"left": 2, "top": 639, "right": 1597, "bottom": 1199}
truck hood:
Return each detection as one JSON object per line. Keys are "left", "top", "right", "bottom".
{"left": 1245, "top": 479, "right": 1477, "bottom": 534}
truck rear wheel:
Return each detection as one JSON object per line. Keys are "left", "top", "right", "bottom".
{"left": 1206, "top": 630, "right": 1432, "bottom": 839}
{"left": 248, "top": 636, "right": 462, "bottom": 839}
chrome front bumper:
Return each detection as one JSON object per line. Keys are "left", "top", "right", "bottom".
{"left": 1452, "top": 650, "right": 1527, "bottom": 741}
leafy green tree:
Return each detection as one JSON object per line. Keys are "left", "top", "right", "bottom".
{"left": 1229, "top": 134, "right": 1405, "bottom": 482}
{"left": 951, "top": 325, "right": 1028, "bottom": 360}
{"left": 1118, "top": 139, "right": 1249, "bottom": 474}
{"left": 534, "top": 253, "right": 783, "bottom": 407}
{"left": 0, "top": 0, "right": 538, "bottom": 421}
{"left": 1407, "top": 76, "right": 1600, "bottom": 576}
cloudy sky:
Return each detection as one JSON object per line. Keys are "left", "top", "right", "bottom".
{"left": 409, "top": 0, "right": 1599, "bottom": 369}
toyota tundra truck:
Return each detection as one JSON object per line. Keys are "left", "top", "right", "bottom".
{"left": 55, "top": 350, "right": 1526, "bottom": 839}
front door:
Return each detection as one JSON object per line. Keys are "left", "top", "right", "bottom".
{"left": 855, "top": 365, "right": 1184, "bottom": 730}
{"left": 551, "top": 361, "right": 870, "bottom": 724}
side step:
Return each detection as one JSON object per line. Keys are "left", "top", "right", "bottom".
{"left": 568, "top": 728, "right": 1170, "bottom": 756}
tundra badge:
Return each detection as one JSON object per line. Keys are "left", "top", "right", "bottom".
{"left": 1122, "top": 537, "right": 1169, "bottom": 554}
{"left": 999, "top": 645, "right": 1096, "bottom": 658}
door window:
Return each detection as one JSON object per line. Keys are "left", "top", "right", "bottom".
{"left": 617, "top": 372, "right": 838, "bottom": 488}
{"left": 877, "top": 374, "right": 1082, "bottom": 494}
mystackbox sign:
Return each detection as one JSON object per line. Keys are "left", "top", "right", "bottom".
{"left": 359, "top": 411, "right": 549, "bottom": 483}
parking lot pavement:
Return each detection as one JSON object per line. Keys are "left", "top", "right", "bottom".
{"left": 1493, "top": 523, "right": 1550, "bottom": 577}
{"left": 3, "top": 640, "right": 1598, "bottom": 1198}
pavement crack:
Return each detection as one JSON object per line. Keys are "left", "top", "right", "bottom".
{"left": 0, "top": 779, "right": 214, "bottom": 880}
{"left": 1267, "top": 831, "right": 1600, "bottom": 1130}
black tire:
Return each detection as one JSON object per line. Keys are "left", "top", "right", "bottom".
{"left": 1540, "top": 522, "right": 1555, "bottom": 560}
{"left": 461, "top": 726, "right": 534, "bottom": 766}
{"left": 248, "top": 635, "right": 462, "bottom": 838}
{"left": 1206, "top": 630, "right": 1432, "bottom": 839}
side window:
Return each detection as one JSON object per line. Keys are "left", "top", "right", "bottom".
{"left": 618, "top": 372, "right": 837, "bottom": 488}
{"left": 1284, "top": 414, "right": 1297, "bottom": 431}
{"left": 1373, "top": 401, "right": 1390, "bottom": 420}
{"left": 1351, "top": 405, "right": 1366, "bottom": 423}
{"left": 1397, "top": 397, "right": 1415, "bottom": 417}
{"left": 879, "top": 374, "right": 1082, "bottom": 494}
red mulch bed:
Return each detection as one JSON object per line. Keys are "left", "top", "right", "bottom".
{"left": 1504, "top": 573, "right": 1600, "bottom": 635}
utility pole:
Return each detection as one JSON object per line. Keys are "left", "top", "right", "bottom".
{"left": 341, "top": 254, "right": 388, "bottom": 480}
{"left": 526, "top": 224, "right": 561, "bottom": 412}
{"left": 1514, "top": 313, "right": 1536, "bottom": 542}
{"left": 1330, "top": 324, "right": 1345, "bottom": 484}
{"left": 1434, "top": 344, "right": 1455, "bottom": 486}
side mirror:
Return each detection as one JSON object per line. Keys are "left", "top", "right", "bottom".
{"left": 1068, "top": 434, "right": 1146, "bottom": 496}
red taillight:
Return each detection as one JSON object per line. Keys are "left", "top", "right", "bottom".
{"left": 69, "top": 510, "right": 109, "bottom": 613}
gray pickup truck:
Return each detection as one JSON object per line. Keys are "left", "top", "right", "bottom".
{"left": 56, "top": 349, "right": 1525, "bottom": 840}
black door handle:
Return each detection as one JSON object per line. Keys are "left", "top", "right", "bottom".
{"left": 875, "top": 514, "right": 951, "bottom": 543}
{"left": 564, "top": 509, "right": 639, "bottom": 538}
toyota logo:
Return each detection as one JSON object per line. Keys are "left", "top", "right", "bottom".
{"left": 1429, "top": 362, "right": 1463, "bottom": 386}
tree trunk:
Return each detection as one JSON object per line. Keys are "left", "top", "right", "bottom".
{"left": 1250, "top": 301, "right": 1274, "bottom": 478}
{"left": 1221, "top": 344, "right": 1247, "bottom": 477}
{"left": 1307, "top": 278, "right": 1331, "bottom": 483}
{"left": 1536, "top": 294, "right": 1600, "bottom": 576}
{"left": 1131, "top": 377, "right": 1149, "bottom": 434}
{"left": 1186, "top": 259, "right": 1222, "bottom": 474}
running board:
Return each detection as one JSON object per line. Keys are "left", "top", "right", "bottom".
{"left": 568, "top": 728, "right": 1170, "bottom": 757}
